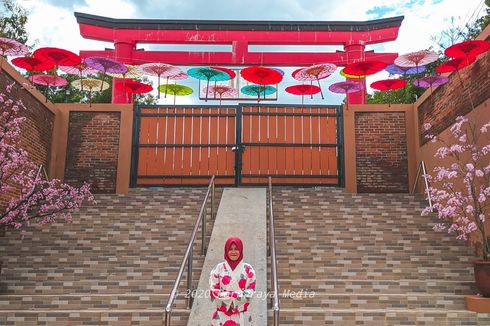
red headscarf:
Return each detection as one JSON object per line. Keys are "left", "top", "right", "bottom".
{"left": 224, "top": 237, "right": 243, "bottom": 271}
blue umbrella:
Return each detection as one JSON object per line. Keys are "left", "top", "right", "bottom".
{"left": 386, "top": 64, "right": 426, "bottom": 75}
{"left": 187, "top": 67, "right": 230, "bottom": 101}
{"left": 241, "top": 84, "right": 276, "bottom": 102}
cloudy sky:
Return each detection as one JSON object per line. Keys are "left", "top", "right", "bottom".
{"left": 10, "top": 0, "right": 489, "bottom": 104}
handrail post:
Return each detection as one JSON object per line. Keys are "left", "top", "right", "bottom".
{"left": 421, "top": 161, "right": 433, "bottom": 209}
{"left": 268, "top": 176, "right": 280, "bottom": 325}
{"left": 187, "top": 247, "right": 193, "bottom": 309}
{"left": 201, "top": 207, "right": 206, "bottom": 256}
{"left": 211, "top": 181, "right": 215, "bottom": 220}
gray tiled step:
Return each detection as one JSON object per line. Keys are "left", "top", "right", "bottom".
{"left": 276, "top": 278, "right": 477, "bottom": 295}
{"left": 0, "top": 309, "right": 190, "bottom": 326}
{"left": 266, "top": 309, "right": 490, "bottom": 326}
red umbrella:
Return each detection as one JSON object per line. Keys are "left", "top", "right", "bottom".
{"left": 211, "top": 66, "right": 236, "bottom": 79}
{"left": 328, "top": 81, "right": 363, "bottom": 110}
{"left": 436, "top": 56, "right": 477, "bottom": 109}
{"left": 343, "top": 60, "right": 386, "bottom": 104}
{"left": 240, "top": 66, "right": 283, "bottom": 85}
{"left": 33, "top": 47, "right": 81, "bottom": 68}
{"left": 291, "top": 68, "right": 303, "bottom": 80}
{"left": 11, "top": 56, "right": 55, "bottom": 82}
{"left": 31, "top": 74, "right": 68, "bottom": 102}
{"left": 445, "top": 40, "right": 490, "bottom": 61}
{"left": 285, "top": 84, "right": 321, "bottom": 105}
{"left": 116, "top": 79, "right": 153, "bottom": 102}
{"left": 370, "top": 79, "right": 407, "bottom": 105}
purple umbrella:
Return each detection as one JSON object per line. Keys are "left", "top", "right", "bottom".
{"left": 413, "top": 76, "right": 449, "bottom": 106}
{"left": 328, "top": 81, "right": 363, "bottom": 110}
{"left": 85, "top": 56, "right": 128, "bottom": 91}
{"left": 386, "top": 64, "right": 426, "bottom": 75}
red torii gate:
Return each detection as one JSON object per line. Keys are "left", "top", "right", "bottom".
{"left": 75, "top": 12, "right": 404, "bottom": 104}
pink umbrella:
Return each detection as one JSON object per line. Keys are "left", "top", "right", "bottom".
{"left": 31, "top": 74, "right": 68, "bottom": 102}
{"left": 394, "top": 50, "right": 439, "bottom": 74}
{"left": 328, "top": 81, "right": 363, "bottom": 110}
{"left": 203, "top": 85, "right": 238, "bottom": 105}
{"left": 60, "top": 61, "right": 99, "bottom": 92}
{"left": 0, "top": 37, "right": 28, "bottom": 68}
{"left": 138, "top": 62, "right": 182, "bottom": 99}
{"left": 294, "top": 63, "right": 337, "bottom": 99}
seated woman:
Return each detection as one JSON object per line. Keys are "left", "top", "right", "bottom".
{"left": 209, "top": 237, "right": 256, "bottom": 326}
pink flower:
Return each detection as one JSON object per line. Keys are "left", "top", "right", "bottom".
{"left": 222, "top": 275, "right": 231, "bottom": 285}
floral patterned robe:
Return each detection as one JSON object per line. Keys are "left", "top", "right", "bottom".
{"left": 209, "top": 261, "right": 256, "bottom": 326}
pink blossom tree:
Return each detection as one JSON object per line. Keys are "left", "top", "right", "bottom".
{"left": 0, "top": 83, "right": 94, "bottom": 230}
{"left": 423, "top": 116, "right": 490, "bottom": 261}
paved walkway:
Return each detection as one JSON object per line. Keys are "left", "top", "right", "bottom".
{"left": 187, "top": 187, "right": 267, "bottom": 326}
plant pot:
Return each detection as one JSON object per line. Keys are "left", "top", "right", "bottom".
{"left": 474, "top": 260, "right": 490, "bottom": 297}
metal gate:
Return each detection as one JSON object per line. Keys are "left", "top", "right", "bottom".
{"left": 131, "top": 104, "right": 343, "bottom": 186}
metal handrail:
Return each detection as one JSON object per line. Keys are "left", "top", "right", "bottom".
{"left": 164, "top": 176, "right": 215, "bottom": 326}
{"left": 411, "top": 161, "right": 433, "bottom": 209}
{"left": 268, "top": 177, "right": 280, "bottom": 325}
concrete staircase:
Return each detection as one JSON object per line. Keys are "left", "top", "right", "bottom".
{"left": 0, "top": 187, "right": 222, "bottom": 325}
{"left": 268, "top": 187, "right": 490, "bottom": 325}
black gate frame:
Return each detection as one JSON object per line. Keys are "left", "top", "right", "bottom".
{"left": 130, "top": 104, "right": 344, "bottom": 187}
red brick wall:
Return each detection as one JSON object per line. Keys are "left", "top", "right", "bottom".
{"left": 355, "top": 112, "right": 408, "bottom": 193}
{"left": 418, "top": 38, "right": 490, "bottom": 144}
{"left": 0, "top": 72, "right": 55, "bottom": 169}
{"left": 64, "top": 112, "right": 120, "bottom": 193}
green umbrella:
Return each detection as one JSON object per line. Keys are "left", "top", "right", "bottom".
{"left": 159, "top": 84, "right": 193, "bottom": 105}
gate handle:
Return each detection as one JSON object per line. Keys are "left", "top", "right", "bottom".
{"left": 231, "top": 145, "right": 246, "bottom": 152}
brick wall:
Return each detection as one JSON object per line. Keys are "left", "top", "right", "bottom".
{"left": 64, "top": 112, "right": 120, "bottom": 193}
{"left": 0, "top": 72, "right": 55, "bottom": 169}
{"left": 355, "top": 112, "right": 408, "bottom": 193}
{"left": 418, "top": 41, "right": 490, "bottom": 144}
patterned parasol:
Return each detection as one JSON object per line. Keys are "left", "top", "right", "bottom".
{"left": 60, "top": 61, "right": 99, "bottom": 92}
{"left": 158, "top": 84, "right": 194, "bottom": 105}
{"left": 138, "top": 62, "right": 182, "bottom": 99}
{"left": 385, "top": 64, "right": 426, "bottom": 75}
{"left": 33, "top": 47, "right": 81, "bottom": 68}
{"left": 11, "top": 56, "right": 55, "bottom": 82}
{"left": 0, "top": 37, "right": 28, "bottom": 68}
{"left": 413, "top": 75, "right": 449, "bottom": 105}
{"left": 107, "top": 64, "right": 142, "bottom": 79}
{"left": 328, "top": 81, "right": 363, "bottom": 110}
{"left": 71, "top": 78, "right": 109, "bottom": 106}
{"left": 339, "top": 69, "right": 366, "bottom": 79}
{"left": 241, "top": 84, "right": 276, "bottom": 103}
{"left": 188, "top": 67, "right": 230, "bottom": 101}
{"left": 203, "top": 85, "right": 238, "bottom": 105}
{"left": 436, "top": 56, "right": 477, "bottom": 109}
{"left": 211, "top": 66, "right": 236, "bottom": 79}
{"left": 370, "top": 79, "right": 407, "bottom": 106}
{"left": 85, "top": 56, "right": 128, "bottom": 91}
{"left": 285, "top": 84, "right": 321, "bottom": 105}
{"left": 293, "top": 63, "right": 337, "bottom": 99}
{"left": 31, "top": 74, "right": 68, "bottom": 102}
{"left": 240, "top": 66, "right": 283, "bottom": 85}
{"left": 394, "top": 50, "right": 439, "bottom": 75}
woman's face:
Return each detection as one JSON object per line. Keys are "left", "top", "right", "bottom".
{"left": 228, "top": 243, "right": 240, "bottom": 261}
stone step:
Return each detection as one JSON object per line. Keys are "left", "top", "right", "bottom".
{"left": 266, "top": 308, "right": 490, "bottom": 326}
{"left": 278, "top": 293, "right": 466, "bottom": 310}
{"left": 0, "top": 293, "right": 192, "bottom": 310}
{"left": 0, "top": 309, "right": 190, "bottom": 326}
{"left": 276, "top": 278, "right": 477, "bottom": 295}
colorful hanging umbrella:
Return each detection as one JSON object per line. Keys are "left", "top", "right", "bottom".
{"left": 138, "top": 62, "right": 182, "bottom": 99}
{"left": 85, "top": 56, "right": 128, "bottom": 91}
{"left": 436, "top": 56, "right": 477, "bottom": 109}
{"left": 445, "top": 40, "right": 490, "bottom": 61}
{"left": 413, "top": 75, "right": 449, "bottom": 105}
{"left": 188, "top": 67, "right": 230, "bottom": 101}
{"left": 203, "top": 85, "right": 238, "bottom": 105}
{"left": 285, "top": 84, "right": 321, "bottom": 105}
{"left": 71, "top": 78, "right": 109, "bottom": 106}
{"left": 291, "top": 68, "right": 304, "bottom": 80}
{"left": 370, "top": 79, "right": 407, "bottom": 106}
{"left": 33, "top": 47, "right": 81, "bottom": 68}
{"left": 394, "top": 50, "right": 439, "bottom": 74}
{"left": 211, "top": 66, "right": 236, "bottom": 79}
{"left": 240, "top": 66, "right": 283, "bottom": 85}
{"left": 385, "top": 64, "right": 426, "bottom": 75}
{"left": 158, "top": 84, "right": 194, "bottom": 105}
{"left": 0, "top": 37, "right": 28, "bottom": 67}
{"left": 328, "top": 81, "right": 363, "bottom": 110}
{"left": 30, "top": 74, "right": 68, "bottom": 102}
{"left": 116, "top": 80, "right": 152, "bottom": 94}
{"left": 339, "top": 69, "right": 366, "bottom": 79}
{"left": 11, "top": 56, "right": 55, "bottom": 72}
{"left": 60, "top": 61, "right": 99, "bottom": 92}
{"left": 343, "top": 60, "right": 387, "bottom": 76}
{"left": 272, "top": 68, "right": 285, "bottom": 76}
{"left": 107, "top": 64, "right": 142, "bottom": 79}
{"left": 293, "top": 63, "right": 336, "bottom": 99}
{"left": 241, "top": 84, "right": 276, "bottom": 103}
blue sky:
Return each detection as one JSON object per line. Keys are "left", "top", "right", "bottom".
{"left": 11, "top": 0, "right": 489, "bottom": 104}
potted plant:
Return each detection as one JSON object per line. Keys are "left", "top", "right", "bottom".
{"left": 423, "top": 116, "right": 490, "bottom": 296}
